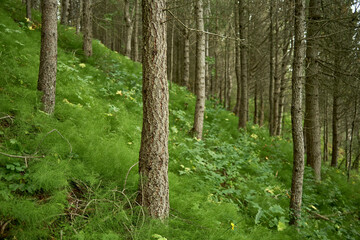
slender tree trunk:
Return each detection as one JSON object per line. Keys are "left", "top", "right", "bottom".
{"left": 269, "top": 1, "right": 274, "bottom": 135}
{"left": 124, "top": 0, "right": 134, "bottom": 58}
{"left": 183, "top": 20, "right": 190, "bottom": 89}
{"left": 192, "top": 0, "right": 206, "bottom": 139}
{"left": 273, "top": 0, "right": 280, "bottom": 135}
{"left": 238, "top": 0, "right": 248, "bottom": 129}
{"left": 83, "top": 0, "right": 92, "bottom": 57}
{"left": 37, "top": 0, "right": 58, "bottom": 114}
{"left": 61, "top": 0, "right": 69, "bottom": 25}
{"left": 169, "top": 22, "right": 175, "bottom": 86}
{"left": 347, "top": 100, "right": 357, "bottom": 181}
{"left": 234, "top": 0, "right": 241, "bottom": 116}
{"left": 259, "top": 88, "right": 264, "bottom": 126}
{"left": 132, "top": 0, "right": 139, "bottom": 62}
{"left": 289, "top": 0, "right": 306, "bottom": 226}
{"left": 331, "top": 67, "right": 339, "bottom": 167}
{"left": 304, "top": 0, "right": 322, "bottom": 181}
{"left": 254, "top": 77, "right": 258, "bottom": 125}
{"left": 76, "top": 0, "right": 82, "bottom": 34}
{"left": 139, "top": 0, "right": 169, "bottom": 219}
{"left": 323, "top": 93, "right": 329, "bottom": 162}
{"left": 26, "top": 0, "right": 31, "bottom": 21}
{"left": 205, "top": 0, "right": 211, "bottom": 98}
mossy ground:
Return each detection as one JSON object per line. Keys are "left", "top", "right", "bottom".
{"left": 0, "top": 1, "right": 359, "bottom": 239}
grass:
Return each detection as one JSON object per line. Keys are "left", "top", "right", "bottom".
{"left": 0, "top": 0, "right": 359, "bottom": 239}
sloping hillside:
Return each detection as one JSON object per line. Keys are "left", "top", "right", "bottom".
{"left": 0, "top": 1, "right": 359, "bottom": 239}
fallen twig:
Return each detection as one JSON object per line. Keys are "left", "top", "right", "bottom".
{"left": 0, "top": 151, "right": 45, "bottom": 167}
{"left": 122, "top": 162, "right": 139, "bottom": 192}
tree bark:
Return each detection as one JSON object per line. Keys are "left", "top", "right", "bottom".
{"left": 304, "top": 0, "right": 322, "bottom": 181}
{"left": 37, "top": 0, "right": 58, "bottom": 114}
{"left": 132, "top": 0, "right": 139, "bottom": 62}
{"left": 192, "top": 0, "right": 206, "bottom": 139}
{"left": 273, "top": 0, "right": 280, "bottom": 135}
{"left": 83, "top": 0, "right": 92, "bottom": 57}
{"left": 331, "top": 63, "right": 339, "bottom": 167}
{"left": 183, "top": 20, "right": 190, "bottom": 89}
{"left": 289, "top": 0, "right": 306, "bottom": 226}
{"left": 26, "top": 0, "right": 31, "bottom": 21}
{"left": 61, "top": 0, "right": 69, "bottom": 25}
{"left": 139, "top": 0, "right": 169, "bottom": 219}
{"left": 124, "top": 0, "right": 134, "bottom": 58}
{"left": 269, "top": 0, "right": 275, "bottom": 135}
{"left": 234, "top": 0, "right": 241, "bottom": 116}
{"left": 238, "top": 0, "right": 248, "bottom": 129}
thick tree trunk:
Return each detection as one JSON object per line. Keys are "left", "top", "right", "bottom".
{"left": 61, "top": 0, "right": 69, "bottom": 25}
{"left": 37, "top": 0, "right": 58, "bottom": 114}
{"left": 192, "top": 0, "right": 206, "bottom": 139}
{"left": 289, "top": 0, "right": 306, "bottom": 226}
{"left": 26, "top": 0, "right": 31, "bottom": 21}
{"left": 304, "top": 0, "right": 322, "bottom": 181}
{"left": 83, "top": 0, "right": 92, "bottom": 57}
{"left": 139, "top": 0, "right": 169, "bottom": 219}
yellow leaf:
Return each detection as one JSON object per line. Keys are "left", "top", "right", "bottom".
{"left": 231, "top": 222, "right": 235, "bottom": 230}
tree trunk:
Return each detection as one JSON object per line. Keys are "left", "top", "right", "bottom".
{"left": 83, "top": 0, "right": 92, "bottom": 57}
{"left": 37, "top": 0, "right": 58, "bottom": 114}
{"left": 132, "top": 0, "right": 139, "bottom": 62}
{"left": 61, "top": 0, "right": 69, "bottom": 25}
{"left": 205, "top": 0, "right": 211, "bottom": 98}
{"left": 323, "top": 93, "right": 329, "bottom": 162}
{"left": 289, "top": 0, "right": 306, "bottom": 226}
{"left": 269, "top": 0, "right": 274, "bottom": 135}
{"left": 183, "top": 20, "right": 190, "bottom": 89}
{"left": 139, "top": 0, "right": 169, "bottom": 219}
{"left": 273, "top": 0, "right": 280, "bottom": 135}
{"left": 234, "top": 0, "right": 241, "bottom": 116}
{"left": 304, "top": 0, "right": 322, "bottom": 181}
{"left": 124, "top": 0, "right": 134, "bottom": 58}
{"left": 76, "top": 0, "right": 82, "bottom": 34}
{"left": 238, "top": 0, "right": 248, "bottom": 129}
{"left": 258, "top": 87, "right": 264, "bottom": 126}
{"left": 26, "top": 0, "right": 31, "bottom": 21}
{"left": 331, "top": 65, "right": 339, "bottom": 167}
{"left": 192, "top": 0, "right": 206, "bottom": 139}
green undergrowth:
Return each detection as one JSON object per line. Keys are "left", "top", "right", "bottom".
{"left": 0, "top": 1, "right": 359, "bottom": 239}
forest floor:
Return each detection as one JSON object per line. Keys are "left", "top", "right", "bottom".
{"left": 0, "top": 1, "right": 359, "bottom": 239}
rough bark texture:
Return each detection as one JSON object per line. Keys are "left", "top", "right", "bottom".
{"left": 238, "top": 0, "right": 248, "bottom": 129}
{"left": 83, "top": 0, "right": 92, "bottom": 57}
{"left": 26, "top": 0, "right": 31, "bottom": 20}
{"left": 289, "top": 0, "right": 306, "bottom": 226}
{"left": 61, "top": 0, "right": 69, "bottom": 25}
{"left": 192, "top": 0, "right": 206, "bottom": 139}
{"left": 183, "top": 19, "right": 190, "bottom": 89}
{"left": 304, "top": 0, "right": 322, "bottom": 181}
{"left": 139, "top": 0, "right": 169, "bottom": 219}
{"left": 37, "top": 0, "right": 58, "bottom": 114}
{"left": 273, "top": 0, "right": 280, "bottom": 135}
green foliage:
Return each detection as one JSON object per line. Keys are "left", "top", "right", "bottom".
{"left": 0, "top": 0, "right": 359, "bottom": 239}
